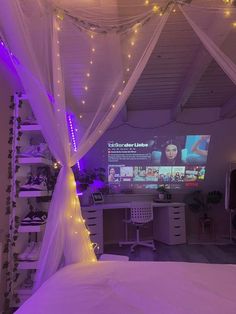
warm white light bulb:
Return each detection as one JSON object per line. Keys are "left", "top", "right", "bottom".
{"left": 84, "top": 86, "right": 88, "bottom": 91}
{"left": 82, "top": 100, "right": 86, "bottom": 104}
{"left": 90, "top": 60, "right": 93, "bottom": 65}
{"left": 79, "top": 114, "right": 83, "bottom": 119}
{"left": 128, "top": 54, "right": 131, "bottom": 59}
{"left": 92, "top": 48, "right": 95, "bottom": 52}
{"left": 153, "top": 5, "right": 159, "bottom": 13}
{"left": 86, "top": 73, "right": 90, "bottom": 77}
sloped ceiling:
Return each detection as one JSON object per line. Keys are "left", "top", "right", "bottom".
{"left": 1, "top": 0, "right": 236, "bottom": 118}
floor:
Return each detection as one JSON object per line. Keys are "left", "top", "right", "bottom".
{"left": 104, "top": 241, "right": 236, "bottom": 264}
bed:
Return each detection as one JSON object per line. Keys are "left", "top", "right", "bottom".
{"left": 15, "top": 261, "right": 236, "bottom": 314}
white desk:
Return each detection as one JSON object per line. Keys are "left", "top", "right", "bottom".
{"left": 81, "top": 202, "right": 186, "bottom": 253}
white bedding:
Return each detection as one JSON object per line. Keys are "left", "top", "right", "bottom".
{"left": 15, "top": 261, "right": 236, "bottom": 314}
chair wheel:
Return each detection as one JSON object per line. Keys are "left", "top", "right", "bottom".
{"left": 152, "top": 248, "right": 156, "bottom": 252}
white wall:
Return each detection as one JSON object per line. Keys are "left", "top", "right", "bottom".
{"left": 82, "top": 107, "right": 236, "bottom": 239}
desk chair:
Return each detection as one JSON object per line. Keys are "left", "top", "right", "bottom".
{"left": 119, "top": 201, "right": 156, "bottom": 252}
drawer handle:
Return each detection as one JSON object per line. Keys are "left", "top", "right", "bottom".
{"left": 88, "top": 223, "right": 96, "bottom": 227}
{"left": 87, "top": 210, "right": 96, "bottom": 213}
{"left": 173, "top": 211, "right": 180, "bottom": 214}
{"left": 90, "top": 233, "right": 97, "bottom": 236}
{"left": 174, "top": 217, "right": 180, "bottom": 220}
{"left": 174, "top": 234, "right": 181, "bottom": 236}
{"left": 174, "top": 226, "right": 181, "bottom": 229}
{"left": 87, "top": 217, "right": 96, "bottom": 220}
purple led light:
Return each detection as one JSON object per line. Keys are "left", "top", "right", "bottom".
{"left": 67, "top": 114, "right": 80, "bottom": 170}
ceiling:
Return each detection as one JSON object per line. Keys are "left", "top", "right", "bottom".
{"left": 1, "top": 0, "right": 236, "bottom": 120}
{"left": 57, "top": 0, "right": 236, "bottom": 119}
{"left": 125, "top": 3, "right": 236, "bottom": 118}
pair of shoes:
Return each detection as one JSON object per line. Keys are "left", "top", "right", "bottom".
{"left": 21, "top": 271, "right": 34, "bottom": 289}
{"left": 18, "top": 242, "right": 41, "bottom": 261}
{"left": 20, "top": 174, "right": 48, "bottom": 191}
{"left": 18, "top": 143, "right": 50, "bottom": 159}
{"left": 21, "top": 211, "right": 47, "bottom": 226}
{"left": 21, "top": 114, "right": 37, "bottom": 125}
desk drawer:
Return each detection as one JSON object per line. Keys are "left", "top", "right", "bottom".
{"left": 168, "top": 232, "right": 186, "bottom": 245}
{"left": 82, "top": 209, "right": 102, "bottom": 220}
{"left": 86, "top": 223, "right": 100, "bottom": 235}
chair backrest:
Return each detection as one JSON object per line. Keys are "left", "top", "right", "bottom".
{"left": 130, "top": 201, "right": 153, "bottom": 224}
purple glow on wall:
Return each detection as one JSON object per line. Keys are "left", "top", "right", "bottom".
{"left": 0, "top": 37, "right": 19, "bottom": 75}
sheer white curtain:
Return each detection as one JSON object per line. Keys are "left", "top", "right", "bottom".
{"left": 179, "top": 4, "right": 236, "bottom": 85}
{"left": 0, "top": 0, "right": 171, "bottom": 290}
{"left": 0, "top": 0, "right": 96, "bottom": 291}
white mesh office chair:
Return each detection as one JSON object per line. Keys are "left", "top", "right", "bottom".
{"left": 119, "top": 201, "right": 156, "bottom": 252}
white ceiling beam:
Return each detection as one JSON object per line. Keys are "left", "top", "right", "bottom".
{"left": 171, "top": 16, "right": 231, "bottom": 120}
{"left": 220, "top": 94, "right": 236, "bottom": 118}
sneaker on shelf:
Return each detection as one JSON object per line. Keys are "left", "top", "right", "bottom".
{"left": 20, "top": 173, "right": 35, "bottom": 191}
{"left": 21, "top": 272, "right": 34, "bottom": 289}
{"left": 20, "top": 211, "right": 36, "bottom": 225}
{"left": 27, "top": 242, "right": 41, "bottom": 261}
{"left": 21, "top": 115, "right": 38, "bottom": 125}
{"left": 33, "top": 143, "right": 51, "bottom": 159}
{"left": 30, "top": 175, "right": 48, "bottom": 191}
{"left": 31, "top": 211, "right": 47, "bottom": 225}
{"left": 18, "top": 242, "right": 35, "bottom": 261}
{"left": 18, "top": 145, "right": 37, "bottom": 158}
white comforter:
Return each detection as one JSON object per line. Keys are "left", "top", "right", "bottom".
{"left": 15, "top": 261, "right": 236, "bottom": 314}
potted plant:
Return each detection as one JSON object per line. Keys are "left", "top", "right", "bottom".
{"left": 157, "top": 185, "right": 167, "bottom": 200}
{"left": 184, "top": 190, "right": 222, "bottom": 219}
{"left": 73, "top": 167, "right": 106, "bottom": 205}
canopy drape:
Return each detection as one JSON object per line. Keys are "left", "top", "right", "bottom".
{"left": 0, "top": 0, "right": 171, "bottom": 290}
{"left": 180, "top": 5, "right": 236, "bottom": 85}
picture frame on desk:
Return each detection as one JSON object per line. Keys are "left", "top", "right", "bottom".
{"left": 92, "top": 192, "right": 104, "bottom": 204}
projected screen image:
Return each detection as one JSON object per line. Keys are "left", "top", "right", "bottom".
{"left": 107, "top": 135, "right": 210, "bottom": 190}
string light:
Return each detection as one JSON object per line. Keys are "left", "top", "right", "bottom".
{"left": 152, "top": 5, "right": 159, "bottom": 13}
{"left": 82, "top": 100, "right": 86, "bottom": 104}
{"left": 233, "top": 21, "right": 236, "bottom": 27}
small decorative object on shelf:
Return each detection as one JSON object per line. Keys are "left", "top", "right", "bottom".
{"left": 157, "top": 185, "right": 168, "bottom": 200}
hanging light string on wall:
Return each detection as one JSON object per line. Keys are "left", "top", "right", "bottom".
{"left": 57, "top": 0, "right": 236, "bottom": 35}
{"left": 107, "top": 117, "right": 226, "bottom": 132}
